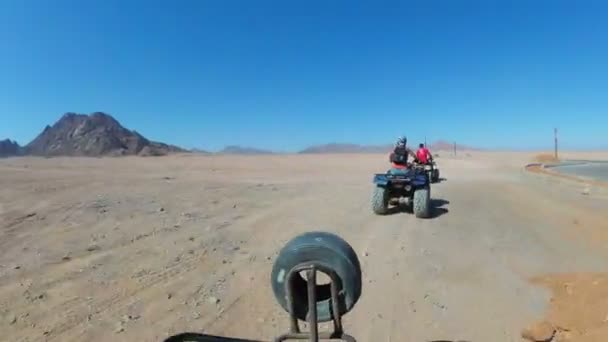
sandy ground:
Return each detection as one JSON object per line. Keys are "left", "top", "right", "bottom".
{"left": 1, "top": 152, "right": 608, "bottom": 342}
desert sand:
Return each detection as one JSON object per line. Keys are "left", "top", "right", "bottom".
{"left": 1, "top": 152, "right": 608, "bottom": 342}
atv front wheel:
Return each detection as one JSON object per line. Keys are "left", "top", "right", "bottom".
{"left": 371, "top": 186, "right": 389, "bottom": 215}
{"left": 413, "top": 187, "right": 430, "bottom": 218}
{"left": 270, "top": 231, "right": 362, "bottom": 322}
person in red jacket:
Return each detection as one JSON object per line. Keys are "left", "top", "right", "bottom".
{"left": 416, "top": 143, "right": 433, "bottom": 165}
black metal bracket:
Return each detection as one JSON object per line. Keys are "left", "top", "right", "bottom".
{"left": 274, "top": 263, "right": 356, "bottom": 342}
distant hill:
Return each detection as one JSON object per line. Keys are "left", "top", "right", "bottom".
{"left": 219, "top": 145, "right": 275, "bottom": 155}
{"left": 190, "top": 148, "right": 211, "bottom": 154}
{"left": 0, "top": 139, "right": 22, "bottom": 157}
{"left": 299, "top": 141, "right": 479, "bottom": 154}
{"left": 298, "top": 143, "right": 391, "bottom": 154}
{"left": 24, "top": 112, "right": 187, "bottom": 157}
{"left": 428, "top": 140, "right": 480, "bottom": 151}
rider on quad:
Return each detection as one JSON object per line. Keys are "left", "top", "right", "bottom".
{"left": 416, "top": 143, "right": 433, "bottom": 165}
{"left": 389, "top": 136, "right": 418, "bottom": 174}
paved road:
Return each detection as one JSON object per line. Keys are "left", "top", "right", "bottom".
{"left": 551, "top": 162, "right": 608, "bottom": 181}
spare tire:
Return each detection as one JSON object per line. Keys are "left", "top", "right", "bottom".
{"left": 270, "top": 231, "right": 362, "bottom": 322}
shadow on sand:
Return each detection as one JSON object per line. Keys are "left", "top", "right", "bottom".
{"left": 386, "top": 198, "right": 449, "bottom": 218}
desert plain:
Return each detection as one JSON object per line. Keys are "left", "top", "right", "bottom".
{"left": 1, "top": 151, "right": 608, "bottom": 342}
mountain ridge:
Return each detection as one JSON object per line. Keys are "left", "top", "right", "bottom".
{"left": 23, "top": 112, "right": 187, "bottom": 157}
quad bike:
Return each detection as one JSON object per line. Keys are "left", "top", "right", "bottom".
{"left": 371, "top": 165, "right": 431, "bottom": 218}
{"left": 423, "top": 161, "right": 440, "bottom": 183}
{"left": 163, "top": 232, "right": 461, "bottom": 342}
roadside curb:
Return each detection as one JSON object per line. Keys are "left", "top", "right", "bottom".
{"left": 523, "top": 163, "right": 608, "bottom": 198}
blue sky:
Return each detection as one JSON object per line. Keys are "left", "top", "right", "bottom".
{"left": 1, "top": 0, "right": 607, "bottom": 151}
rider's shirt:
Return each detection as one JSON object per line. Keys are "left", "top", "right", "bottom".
{"left": 416, "top": 148, "right": 430, "bottom": 164}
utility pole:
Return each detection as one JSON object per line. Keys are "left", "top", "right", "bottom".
{"left": 554, "top": 128, "right": 558, "bottom": 160}
{"left": 424, "top": 136, "right": 427, "bottom": 146}
{"left": 453, "top": 141, "right": 457, "bottom": 156}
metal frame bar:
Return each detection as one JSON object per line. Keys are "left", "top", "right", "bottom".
{"left": 274, "top": 263, "right": 356, "bottom": 342}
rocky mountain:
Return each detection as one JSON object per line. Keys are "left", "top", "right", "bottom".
{"left": 219, "top": 145, "right": 275, "bottom": 155}
{"left": 0, "top": 139, "right": 22, "bottom": 157}
{"left": 24, "top": 112, "right": 186, "bottom": 157}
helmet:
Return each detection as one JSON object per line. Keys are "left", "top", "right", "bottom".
{"left": 395, "top": 136, "right": 407, "bottom": 147}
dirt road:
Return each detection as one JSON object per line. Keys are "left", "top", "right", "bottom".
{"left": 1, "top": 153, "right": 607, "bottom": 342}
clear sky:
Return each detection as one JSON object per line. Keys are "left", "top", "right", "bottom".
{"left": 1, "top": 0, "right": 607, "bottom": 151}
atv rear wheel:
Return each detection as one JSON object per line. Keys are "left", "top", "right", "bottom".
{"left": 413, "top": 187, "right": 430, "bottom": 218}
{"left": 371, "top": 186, "right": 389, "bottom": 215}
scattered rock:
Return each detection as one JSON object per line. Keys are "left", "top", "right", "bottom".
{"left": 192, "top": 312, "right": 201, "bottom": 319}
{"left": 114, "top": 322, "right": 125, "bottom": 334}
{"left": 363, "top": 251, "right": 369, "bottom": 257}
{"left": 62, "top": 254, "right": 72, "bottom": 261}
{"left": 582, "top": 187, "right": 590, "bottom": 195}
{"left": 189, "top": 237, "right": 195, "bottom": 242}
{"left": 167, "top": 293, "right": 173, "bottom": 300}
{"left": 564, "top": 283, "right": 574, "bottom": 295}
{"left": 158, "top": 207, "right": 165, "bottom": 212}
{"left": 8, "top": 313, "right": 17, "bottom": 325}
{"left": 233, "top": 204, "right": 237, "bottom": 208}
{"left": 222, "top": 259, "right": 228, "bottom": 264}
{"left": 232, "top": 246, "right": 240, "bottom": 251}
{"left": 521, "top": 321, "right": 556, "bottom": 342}
{"left": 86, "top": 244, "right": 100, "bottom": 252}
{"left": 122, "top": 314, "right": 139, "bottom": 322}
{"left": 208, "top": 296, "right": 220, "bottom": 305}
{"left": 14, "top": 265, "right": 21, "bottom": 270}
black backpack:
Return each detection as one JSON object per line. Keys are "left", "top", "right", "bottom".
{"left": 391, "top": 146, "right": 408, "bottom": 165}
